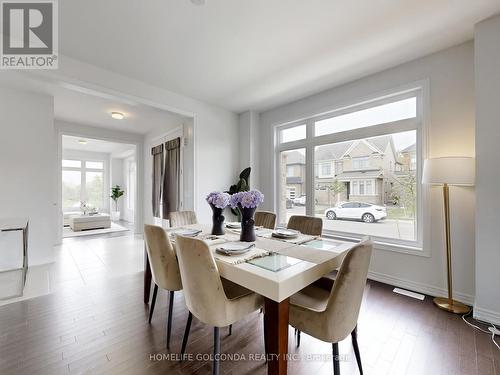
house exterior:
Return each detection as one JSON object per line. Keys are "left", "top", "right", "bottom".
{"left": 284, "top": 135, "right": 409, "bottom": 206}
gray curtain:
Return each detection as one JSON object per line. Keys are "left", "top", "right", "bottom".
{"left": 162, "top": 138, "right": 181, "bottom": 219}
{"left": 151, "top": 144, "right": 164, "bottom": 218}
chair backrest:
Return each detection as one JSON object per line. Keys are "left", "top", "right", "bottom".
{"left": 175, "top": 236, "right": 231, "bottom": 327}
{"left": 143, "top": 224, "right": 182, "bottom": 291}
{"left": 287, "top": 215, "right": 323, "bottom": 236}
{"left": 323, "top": 239, "right": 372, "bottom": 342}
{"left": 255, "top": 211, "right": 276, "bottom": 229}
{"left": 169, "top": 211, "right": 198, "bottom": 227}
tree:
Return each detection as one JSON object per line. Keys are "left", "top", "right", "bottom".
{"left": 326, "top": 179, "right": 346, "bottom": 206}
{"left": 391, "top": 174, "right": 416, "bottom": 218}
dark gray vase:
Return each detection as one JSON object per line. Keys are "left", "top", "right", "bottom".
{"left": 239, "top": 206, "right": 256, "bottom": 242}
{"left": 210, "top": 204, "right": 225, "bottom": 235}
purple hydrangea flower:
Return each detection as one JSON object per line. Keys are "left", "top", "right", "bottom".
{"left": 230, "top": 190, "right": 264, "bottom": 209}
{"left": 206, "top": 191, "right": 230, "bottom": 209}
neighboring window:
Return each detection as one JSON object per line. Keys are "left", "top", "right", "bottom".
{"left": 277, "top": 91, "right": 421, "bottom": 246}
{"left": 62, "top": 158, "right": 106, "bottom": 211}
{"left": 318, "top": 161, "right": 333, "bottom": 178}
{"left": 280, "top": 124, "right": 306, "bottom": 143}
{"left": 352, "top": 157, "right": 370, "bottom": 170}
{"left": 287, "top": 187, "right": 296, "bottom": 199}
{"left": 286, "top": 166, "right": 294, "bottom": 177}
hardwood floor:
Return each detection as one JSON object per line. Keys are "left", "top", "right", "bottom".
{"left": 0, "top": 236, "right": 498, "bottom": 374}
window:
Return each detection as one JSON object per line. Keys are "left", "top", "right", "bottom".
{"left": 279, "top": 148, "right": 306, "bottom": 222}
{"left": 276, "top": 90, "right": 423, "bottom": 248}
{"left": 280, "top": 124, "right": 306, "bottom": 143}
{"left": 315, "top": 97, "right": 417, "bottom": 136}
{"left": 286, "top": 166, "right": 294, "bottom": 177}
{"left": 62, "top": 158, "right": 106, "bottom": 211}
{"left": 352, "top": 157, "right": 370, "bottom": 170}
{"left": 318, "top": 161, "right": 333, "bottom": 178}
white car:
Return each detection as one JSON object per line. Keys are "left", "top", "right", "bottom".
{"left": 324, "top": 202, "right": 387, "bottom": 223}
{"left": 293, "top": 195, "right": 306, "bottom": 206}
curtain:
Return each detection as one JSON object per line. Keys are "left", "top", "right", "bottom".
{"left": 151, "top": 144, "right": 164, "bottom": 218}
{"left": 162, "top": 137, "right": 181, "bottom": 219}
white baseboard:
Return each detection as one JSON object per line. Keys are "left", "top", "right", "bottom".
{"left": 368, "top": 270, "right": 475, "bottom": 306}
{"left": 473, "top": 306, "right": 500, "bottom": 326}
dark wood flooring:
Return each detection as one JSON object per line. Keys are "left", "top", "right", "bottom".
{"left": 0, "top": 272, "right": 498, "bottom": 374}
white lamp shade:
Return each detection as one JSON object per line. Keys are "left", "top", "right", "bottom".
{"left": 422, "top": 157, "right": 475, "bottom": 186}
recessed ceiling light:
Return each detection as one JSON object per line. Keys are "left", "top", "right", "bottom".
{"left": 111, "top": 111, "right": 125, "bottom": 120}
{"left": 190, "top": 0, "right": 206, "bottom": 5}
{"left": 78, "top": 139, "right": 87, "bottom": 145}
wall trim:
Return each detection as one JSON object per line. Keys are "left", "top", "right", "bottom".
{"left": 473, "top": 306, "right": 500, "bottom": 326}
{"left": 368, "top": 270, "right": 474, "bottom": 305}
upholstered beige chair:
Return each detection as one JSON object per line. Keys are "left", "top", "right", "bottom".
{"left": 175, "top": 236, "right": 263, "bottom": 375}
{"left": 288, "top": 215, "right": 323, "bottom": 236}
{"left": 255, "top": 211, "right": 277, "bottom": 229}
{"left": 169, "top": 211, "right": 198, "bottom": 227}
{"left": 290, "top": 239, "right": 373, "bottom": 375}
{"left": 143, "top": 224, "right": 183, "bottom": 350}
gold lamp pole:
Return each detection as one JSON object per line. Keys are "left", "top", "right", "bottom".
{"left": 422, "top": 157, "right": 475, "bottom": 314}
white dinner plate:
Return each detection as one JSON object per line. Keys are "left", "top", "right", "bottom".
{"left": 272, "top": 228, "right": 300, "bottom": 239}
{"left": 171, "top": 228, "right": 202, "bottom": 237}
{"left": 216, "top": 242, "right": 255, "bottom": 255}
{"left": 225, "top": 222, "right": 241, "bottom": 229}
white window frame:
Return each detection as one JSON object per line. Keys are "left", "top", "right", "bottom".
{"left": 352, "top": 157, "right": 370, "bottom": 170}
{"left": 274, "top": 82, "right": 430, "bottom": 255}
{"left": 62, "top": 157, "right": 107, "bottom": 212}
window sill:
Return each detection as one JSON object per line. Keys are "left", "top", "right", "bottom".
{"left": 321, "top": 231, "right": 429, "bottom": 257}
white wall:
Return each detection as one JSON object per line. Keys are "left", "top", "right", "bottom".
{"left": 0, "top": 88, "right": 56, "bottom": 266}
{"left": 474, "top": 14, "right": 500, "bottom": 325}
{"left": 254, "top": 42, "right": 476, "bottom": 303}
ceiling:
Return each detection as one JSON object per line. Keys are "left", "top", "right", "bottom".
{"left": 62, "top": 135, "right": 135, "bottom": 158}
{"left": 59, "top": 0, "right": 500, "bottom": 113}
{"left": 54, "top": 85, "right": 187, "bottom": 134}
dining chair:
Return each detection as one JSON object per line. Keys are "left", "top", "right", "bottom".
{"left": 287, "top": 215, "right": 323, "bottom": 236}
{"left": 175, "top": 236, "right": 264, "bottom": 375}
{"left": 143, "top": 224, "right": 183, "bottom": 350}
{"left": 255, "top": 211, "right": 277, "bottom": 229}
{"left": 169, "top": 210, "right": 198, "bottom": 227}
{"left": 289, "top": 239, "right": 373, "bottom": 375}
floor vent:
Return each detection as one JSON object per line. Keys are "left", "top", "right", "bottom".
{"left": 393, "top": 287, "right": 425, "bottom": 301}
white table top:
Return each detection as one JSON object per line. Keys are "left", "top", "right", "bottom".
{"left": 169, "top": 224, "right": 354, "bottom": 302}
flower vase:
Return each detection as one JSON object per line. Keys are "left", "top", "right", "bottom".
{"left": 210, "top": 204, "right": 225, "bottom": 235}
{"left": 239, "top": 206, "right": 256, "bottom": 242}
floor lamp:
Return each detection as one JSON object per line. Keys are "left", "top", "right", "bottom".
{"left": 422, "top": 157, "right": 475, "bottom": 314}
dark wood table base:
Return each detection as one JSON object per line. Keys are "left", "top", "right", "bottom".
{"left": 264, "top": 297, "right": 290, "bottom": 375}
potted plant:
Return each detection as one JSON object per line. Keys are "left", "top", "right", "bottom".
{"left": 110, "top": 185, "right": 125, "bottom": 221}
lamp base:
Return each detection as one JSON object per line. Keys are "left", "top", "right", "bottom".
{"left": 433, "top": 297, "right": 471, "bottom": 314}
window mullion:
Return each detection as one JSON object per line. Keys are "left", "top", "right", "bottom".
{"left": 305, "top": 120, "right": 315, "bottom": 217}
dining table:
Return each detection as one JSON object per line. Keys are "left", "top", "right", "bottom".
{"left": 143, "top": 223, "right": 355, "bottom": 375}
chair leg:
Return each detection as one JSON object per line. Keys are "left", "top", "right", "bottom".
{"left": 351, "top": 326, "right": 363, "bottom": 375}
{"left": 332, "top": 342, "right": 340, "bottom": 375}
{"left": 148, "top": 284, "right": 158, "bottom": 324}
{"left": 296, "top": 330, "right": 301, "bottom": 347}
{"left": 213, "top": 327, "right": 220, "bottom": 375}
{"left": 166, "top": 291, "right": 174, "bottom": 350}
{"left": 180, "top": 312, "right": 193, "bottom": 359}
{"left": 228, "top": 324, "right": 232, "bottom": 336}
